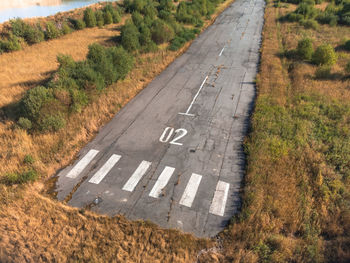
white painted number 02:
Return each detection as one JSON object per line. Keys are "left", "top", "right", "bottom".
{"left": 159, "top": 127, "right": 187, "bottom": 146}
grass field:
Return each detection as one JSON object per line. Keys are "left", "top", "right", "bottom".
{"left": 1, "top": 0, "right": 349, "bottom": 261}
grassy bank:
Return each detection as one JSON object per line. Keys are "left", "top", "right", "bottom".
{"left": 219, "top": 0, "right": 350, "bottom": 262}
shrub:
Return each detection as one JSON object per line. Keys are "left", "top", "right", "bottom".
{"left": 10, "top": 18, "right": 27, "bottom": 38}
{"left": 107, "top": 46, "right": 135, "bottom": 80}
{"left": 312, "top": 44, "right": 337, "bottom": 66}
{"left": 73, "top": 19, "right": 86, "bottom": 30}
{"left": 70, "top": 89, "right": 88, "bottom": 113}
{"left": 2, "top": 33, "right": 22, "bottom": 52}
{"left": 20, "top": 86, "right": 52, "bottom": 121}
{"left": 121, "top": 21, "right": 140, "bottom": 51}
{"left": 132, "top": 11, "right": 144, "bottom": 27}
{"left": 151, "top": 19, "right": 175, "bottom": 44}
{"left": 159, "top": 10, "right": 172, "bottom": 21}
{"left": 38, "top": 113, "right": 66, "bottom": 132}
{"left": 24, "top": 26, "right": 44, "bottom": 44}
{"left": 71, "top": 62, "right": 105, "bottom": 90}
{"left": 111, "top": 9, "right": 122, "bottom": 23}
{"left": 45, "top": 21, "right": 60, "bottom": 39}
{"left": 139, "top": 23, "right": 152, "bottom": 46}
{"left": 169, "top": 36, "right": 186, "bottom": 50}
{"left": 295, "top": 3, "right": 318, "bottom": 19}
{"left": 61, "top": 22, "right": 72, "bottom": 35}
{"left": 344, "top": 40, "right": 350, "bottom": 51}
{"left": 104, "top": 11, "right": 113, "bottom": 25}
{"left": 143, "top": 4, "right": 158, "bottom": 19}
{"left": 3, "top": 170, "right": 38, "bottom": 185}
{"left": 87, "top": 43, "right": 107, "bottom": 65}
{"left": 23, "top": 154, "right": 35, "bottom": 164}
{"left": 159, "top": 0, "right": 174, "bottom": 12}
{"left": 17, "top": 117, "right": 32, "bottom": 130}
{"left": 95, "top": 10, "right": 105, "bottom": 27}
{"left": 84, "top": 8, "right": 97, "bottom": 28}
{"left": 300, "top": 19, "right": 319, "bottom": 29}
{"left": 315, "top": 65, "right": 331, "bottom": 79}
{"left": 297, "top": 38, "right": 314, "bottom": 60}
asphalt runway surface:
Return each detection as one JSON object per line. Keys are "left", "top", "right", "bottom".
{"left": 55, "top": 0, "right": 265, "bottom": 237}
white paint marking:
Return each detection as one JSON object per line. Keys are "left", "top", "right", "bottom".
{"left": 178, "top": 112, "right": 195, "bottom": 117}
{"left": 179, "top": 76, "right": 208, "bottom": 116}
{"left": 88, "top": 154, "right": 121, "bottom": 184}
{"left": 209, "top": 181, "right": 230, "bottom": 216}
{"left": 219, "top": 47, "right": 225, "bottom": 56}
{"left": 122, "top": 160, "right": 152, "bottom": 192}
{"left": 179, "top": 173, "right": 202, "bottom": 208}
{"left": 66, "top": 149, "right": 99, "bottom": 178}
{"left": 149, "top": 166, "right": 175, "bottom": 198}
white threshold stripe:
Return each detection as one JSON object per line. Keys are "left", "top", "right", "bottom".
{"left": 88, "top": 154, "right": 121, "bottom": 184}
{"left": 209, "top": 181, "right": 230, "bottom": 216}
{"left": 179, "top": 173, "right": 202, "bottom": 208}
{"left": 122, "top": 161, "right": 152, "bottom": 192}
{"left": 66, "top": 149, "right": 99, "bottom": 178}
{"left": 149, "top": 166, "right": 175, "bottom": 198}
{"left": 219, "top": 47, "right": 225, "bottom": 56}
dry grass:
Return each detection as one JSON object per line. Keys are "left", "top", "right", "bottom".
{"left": 0, "top": 1, "right": 235, "bottom": 262}
{"left": 0, "top": 17, "right": 128, "bottom": 108}
{"left": 218, "top": 2, "right": 350, "bottom": 262}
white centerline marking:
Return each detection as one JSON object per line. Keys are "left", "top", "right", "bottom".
{"left": 66, "top": 149, "right": 99, "bottom": 178}
{"left": 209, "top": 181, "right": 230, "bottom": 216}
{"left": 149, "top": 166, "right": 175, "bottom": 198}
{"left": 88, "top": 154, "right": 121, "bottom": 184}
{"left": 122, "top": 160, "right": 152, "bottom": 192}
{"left": 179, "top": 173, "right": 202, "bottom": 208}
{"left": 179, "top": 76, "right": 208, "bottom": 116}
{"left": 219, "top": 47, "right": 225, "bottom": 56}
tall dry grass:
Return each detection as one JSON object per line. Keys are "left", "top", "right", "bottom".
{"left": 0, "top": 1, "right": 234, "bottom": 262}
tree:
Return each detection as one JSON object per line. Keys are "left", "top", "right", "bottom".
{"left": 121, "top": 21, "right": 140, "bottom": 52}
{"left": 84, "top": 8, "right": 96, "bottom": 28}
{"left": 297, "top": 38, "right": 314, "bottom": 60}
{"left": 312, "top": 44, "right": 337, "bottom": 66}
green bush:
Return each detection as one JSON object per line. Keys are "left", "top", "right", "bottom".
{"left": 297, "top": 38, "right": 314, "bottom": 60}
{"left": 151, "top": 19, "right": 174, "bottom": 44}
{"left": 24, "top": 26, "right": 45, "bottom": 44}
{"left": 3, "top": 170, "right": 38, "bottom": 185}
{"left": 300, "top": 19, "right": 319, "bottom": 29}
{"left": 20, "top": 86, "right": 52, "bottom": 121}
{"left": 295, "top": 3, "right": 318, "bottom": 19}
{"left": 70, "top": 89, "right": 88, "bottom": 113}
{"left": 139, "top": 23, "right": 152, "bottom": 46}
{"left": 104, "top": 4, "right": 121, "bottom": 23}
{"left": 104, "top": 11, "right": 113, "bottom": 25}
{"left": 38, "top": 113, "right": 66, "bottom": 132}
{"left": 2, "top": 33, "right": 22, "bottom": 52}
{"left": 84, "top": 8, "right": 97, "bottom": 28}
{"left": 312, "top": 44, "right": 337, "bottom": 66}
{"left": 17, "top": 117, "right": 32, "bottom": 130}
{"left": 10, "top": 18, "right": 27, "bottom": 38}
{"left": 143, "top": 4, "right": 158, "bottom": 19}
{"left": 95, "top": 10, "right": 105, "bottom": 27}
{"left": 159, "top": 0, "right": 175, "bottom": 12}
{"left": 23, "top": 154, "right": 35, "bottom": 164}
{"left": 121, "top": 21, "right": 140, "bottom": 51}
{"left": 71, "top": 61, "right": 105, "bottom": 90}
{"left": 344, "top": 40, "right": 350, "bottom": 51}
{"left": 315, "top": 65, "right": 331, "bottom": 79}
{"left": 132, "top": 11, "right": 144, "bottom": 27}
{"left": 73, "top": 19, "right": 86, "bottom": 30}
{"left": 61, "top": 22, "right": 72, "bottom": 35}
{"left": 107, "top": 46, "right": 135, "bottom": 80}
{"left": 45, "top": 21, "right": 60, "bottom": 39}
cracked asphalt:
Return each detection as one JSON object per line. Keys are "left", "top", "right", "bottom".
{"left": 55, "top": 0, "right": 265, "bottom": 237}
